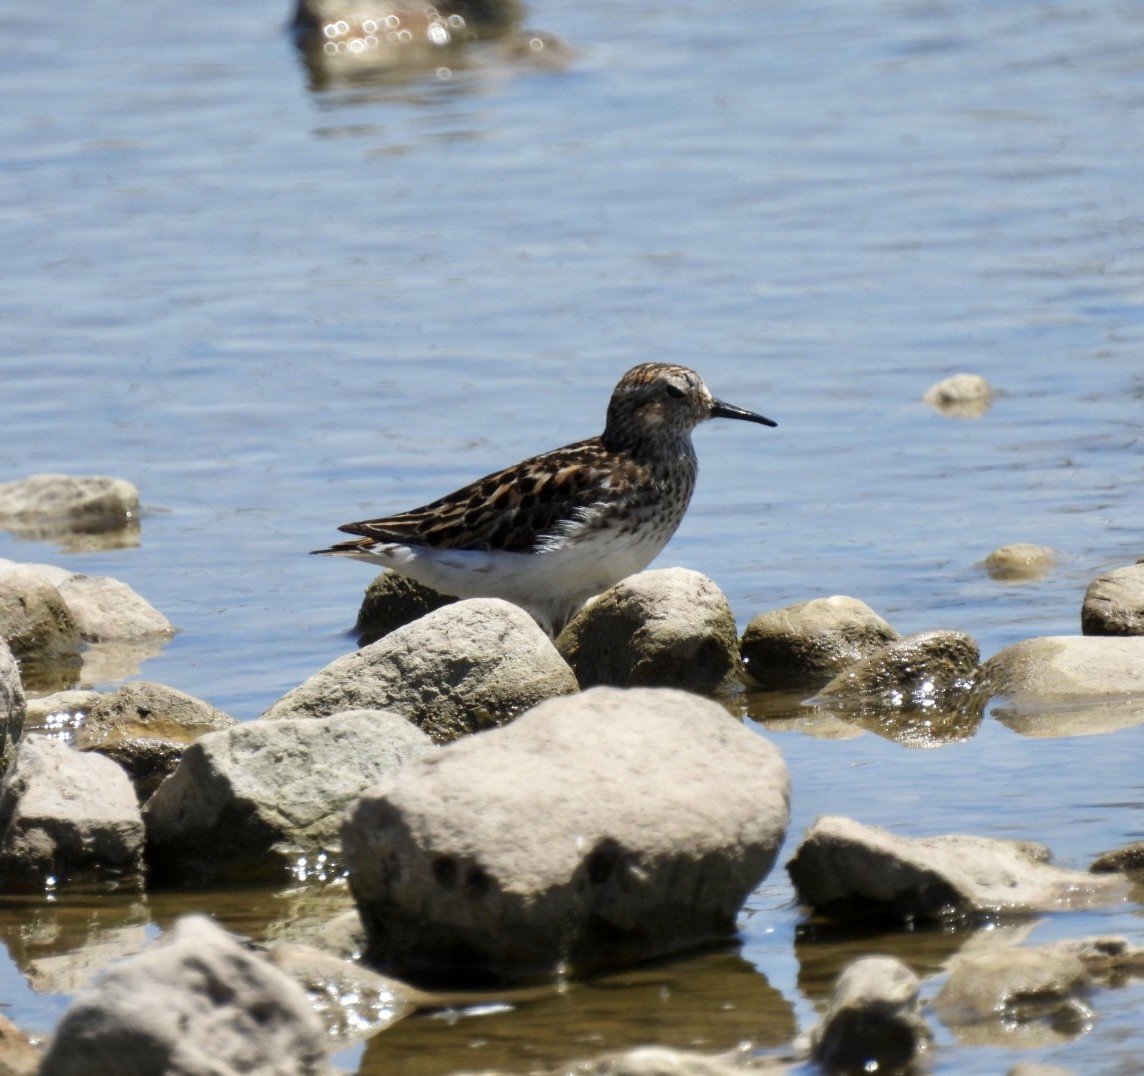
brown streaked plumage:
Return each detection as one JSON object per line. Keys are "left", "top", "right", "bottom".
{"left": 312, "top": 363, "right": 776, "bottom": 635}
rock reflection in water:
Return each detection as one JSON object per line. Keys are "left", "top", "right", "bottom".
{"left": 357, "top": 950, "right": 794, "bottom": 1074}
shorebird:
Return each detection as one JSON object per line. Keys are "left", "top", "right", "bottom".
{"left": 312, "top": 362, "right": 776, "bottom": 635}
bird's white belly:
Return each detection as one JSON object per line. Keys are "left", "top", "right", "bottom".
{"left": 361, "top": 524, "right": 670, "bottom": 625}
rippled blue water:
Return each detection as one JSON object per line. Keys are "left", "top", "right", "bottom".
{"left": 3, "top": 0, "right": 1144, "bottom": 1068}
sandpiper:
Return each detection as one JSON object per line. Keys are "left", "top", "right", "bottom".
{"left": 312, "top": 363, "right": 776, "bottom": 635}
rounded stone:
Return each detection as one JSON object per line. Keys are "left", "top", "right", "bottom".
{"left": 740, "top": 596, "right": 899, "bottom": 690}
{"left": 557, "top": 568, "right": 740, "bottom": 694}
{"left": 982, "top": 544, "right": 1057, "bottom": 583}
{"left": 1081, "top": 561, "right": 1144, "bottom": 636}
{"left": 922, "top": 373, "right": 994, "bottom": 417}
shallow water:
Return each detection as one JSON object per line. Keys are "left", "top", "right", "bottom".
{"left": 3, "top": 0, "right": 1144, "bottom": 1069}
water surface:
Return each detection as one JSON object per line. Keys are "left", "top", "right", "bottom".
{"left": 2, "top": 0, "right": 1144, "bottom": 1070}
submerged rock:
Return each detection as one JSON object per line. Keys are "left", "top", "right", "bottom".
{"left": 977, "top": 636, "right": 1144, "bottom": 736}
{"left": 982, "top": 543, "right": 1057, "bottom": 583}
{"left": 39, "top": 915, "right": 329, "bottom": 1076}
{"left": 75, "top": 682, "right": 236, "bottom": 802}
{"left": 343, "top": 687, "right": 790, "bottom": 985}
{"left": 557, "top": 568, "right": 740, "bottom": 693}
{"left": 262, "top": 598, "right": 578, "bottom": 743}
{"left": 931, "top": 937, "right": 1143, "bottom": 1046}
{"left": 0, "top": 474, "right": 139, "bottom": 533}
{"left": 0, "top": 736, "right": 143, "bottom": 890}
{"left": 922, "top": 373, "right": 994, "bottom": 417}
{"left": 1081, "top": 562, "right": 1144, "bottom": 635}
{"left": 807, "top": 956, "right": 931, "bottom": 1073}
{"left": 144, "top": 709, "right": 435, "bottom": 885}
{"left": 740, "top": 595, "right": 899, "bottom": 690}
{"left": 787, "top": 816, "right": 1123, "bottom": 924}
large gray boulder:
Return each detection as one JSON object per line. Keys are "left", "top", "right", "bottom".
{"left": 75, "top": 682, "right": 236, "bottom": 801}
{"left": 261, "top": 598, "right": 578, "bottom": 743}
{"left": 808, "top": 956, "right": 931, "bottom": 1073}
{"left": 787, "top": 817, "right": 1123, "bottom": 923}
{"left": 0, "top": 640, "right": 25, "bottom": 771}
{"left": 556, "top": 568, "right": 741, "bottom": 694}
{"left": 739, "top": 596, "right": 899, "bottom": 690}
{"left": 0, "top": 736, "right": 143, "bottom": 890}
{"left": 39, "top": 915, "right": 329, "bottom": 1076}
{"left": 343, "top": 687, "right": 790, "bottom": 984}
{"left": 1081, "top": 562, "right": 1144, "bottom": 635}
{"left": 144, "top": 709, "right": 435, "bottom": 885}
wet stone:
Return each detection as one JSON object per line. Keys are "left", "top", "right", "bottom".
{"left": 0, "top": 736, "right": 144, "bottom": 891}
{"left": 1081, "top": 561, "right": 1144, "bottom": 636}
{"left": 808, "top": 956, "right": 931, "bottom": 1074}
{"left": 557, "top": 568, "right": 741, "bottom": 694}
{"left": 144, "top": 708, "right": 435, "bottom": 886}
{"left": 74, "top": 682, "right": 236, "bottom": 802}
{"left": 0, "top": 474, "right": 139, "bottom": 533}
{"left": 787, "top": 816, "right": 1123, "bottom": 924}
{"left": 740, "top": 595, "right": 899, "bottom": 690}
{"left": 923, "top": 373, "right": 994, "bottom": 417}
{"left": 813, "top": 629, "right": 979, "bottom": 707}
{"left": 983, "top": 543, "right": 1057, "bottom": 582}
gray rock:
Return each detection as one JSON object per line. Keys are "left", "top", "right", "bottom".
{"left": 977, "top": 636, "right": 1144, "bottom": 736}
{"left": 1081, "top": 562, "right": 1144, "bottom": 635}
{"left": 354, "top": 570, "right": 456, "bottom": 645}
{"left": 0, "top": 474, "right": 139, "bottom": 531}
{"left": 808, "top": 956, "right": 931, "bottom": 1073}
{"left": 0, "top": 640, "right": 25, "bottom": 772}
{"left": 75, "top": 682, "right": 236, "bottom": 802}
{"left": 982, "top": 543, "right": 1057, "bottom": 583}
{"left": 39, "top": 914, "right": 330, "bottom": 1076}
{"left": 740, "top": 596, "right": 900, "bottom": 690}
{"left": 0, "top": 736, "right": 143, "bottom": 890}
{"left": 144, "top": 709, "right": 435, "bottom": 885}
{"left": 922, "top": 373, "right": 994, "bottom": 417}
{"left": 787, "top": 816, "right": 1123, "bottom": 923}
{"left": 814, "top": 629, "right": 979, "bottom": 705}
{"left": 343, "top": 686, "right": 790, "bottom": 984}
{"left": 262, "top": 598, "right": 578, "bottom": 743}
{"left": 556, "top": 568, "right": 741, "bottom": 693}
{"left": 0, "top": 559, "right": 72, "bottom": 587}
{"left": 0, "top": 569, "right": 81, "bottom": 665}
{"left": 55, "top": 574, "right": 173, "bottom": 641}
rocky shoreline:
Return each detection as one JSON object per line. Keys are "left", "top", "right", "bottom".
{"left": 1, "top": 472, "right": 1143, "bottom": 1074}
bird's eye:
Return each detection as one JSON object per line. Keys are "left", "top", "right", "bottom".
{"left": 664, "top": 383, "right": 686, "bottom": 399}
